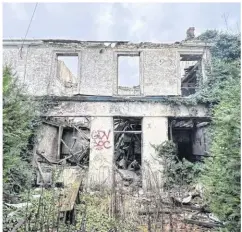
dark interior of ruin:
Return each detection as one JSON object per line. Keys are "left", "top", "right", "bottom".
{"left": 61, "top": 126, "right": 90, "bottom": 166}
{"left": 114, "top": 117, "right": 142, "bottom": 187}
{"left": 168, "top": 117, "right": 209, "bottom": 162}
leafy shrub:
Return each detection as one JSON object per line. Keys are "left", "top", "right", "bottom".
{"left": 155, "top": 141, "right": 203, "bottom": 189}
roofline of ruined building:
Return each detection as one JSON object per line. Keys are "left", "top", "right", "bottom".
{"left": 2, "top": 38, "right": 214, "bottom": 48}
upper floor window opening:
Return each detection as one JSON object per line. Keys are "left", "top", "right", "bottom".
{"left": 56, "top": 53, "right": 79, "bottom": 88}
{"left": 118, "top": 53, "right": 140, "bottom": 96}
{"left": 180, "top": 54, "right": 202, "bottom": 96}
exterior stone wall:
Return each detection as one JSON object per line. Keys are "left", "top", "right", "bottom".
{"left": 3, "top": 39, "right": 211, "bottom": 97}
{"left": 3, "top": 39, "right": 211, "bottom": 190}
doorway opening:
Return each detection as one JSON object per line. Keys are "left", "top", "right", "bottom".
{"left": 113, "top": 117, "right": 142, "bottom": 187}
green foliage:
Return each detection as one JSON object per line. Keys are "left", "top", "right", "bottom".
{"left": 77, "top": 194, "right": 134, "bottom": 232}
{"left": 3, "top": 189, "right": 135, "bottom": 232}
{"left": 161, "top": 31, "right": 241, "bottom": 107}
{"left": 197, "top": 30, "right": 241, "bottom": 231}
{"left": 195, "top": 31, "right": 241, "bottom": 104}
{"left": 3, "top": 189, "right": 77, "bottom": 232}
{"left": 200, "top": 81, "right": 240, "bottom": 231}
{"left": 197, "top": 30, "right": 241, "bottom": 62}
{"left": 3, "top": 66, "right": 39, "bottom": 195}
{"left": 155, "top": 141, "right": 203, "bottom": 189}
{"left": 196, "top": 59, "right": 240, "bottom": 104}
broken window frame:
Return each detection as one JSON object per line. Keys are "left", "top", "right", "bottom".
{"left": 178, "top": 50, "right": 205, "bottom": 97}
{"left": 53, "top": 50, "right": 81, "bottom": 90}
{"left": 115, "top": 51, "right": 143, "bottom": 96}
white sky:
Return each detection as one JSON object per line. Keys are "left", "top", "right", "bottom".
{"left": 3, "top": 3, "right": 241, "bottom": 41}
{"left": 2, "top": 2, "right": 241, "bottom": 86}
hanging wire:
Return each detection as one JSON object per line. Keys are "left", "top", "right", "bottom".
{"left": 19, "top": 3, "right": 38, "bottom": 58}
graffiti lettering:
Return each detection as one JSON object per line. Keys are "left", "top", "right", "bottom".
{"left": 91, "top": 130, "right": 111, "bottom": 150}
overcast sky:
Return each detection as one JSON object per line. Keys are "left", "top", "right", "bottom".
{"left": 3, "top": 2, "right": 241, "bottom": 42}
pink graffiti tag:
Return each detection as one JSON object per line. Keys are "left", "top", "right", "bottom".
{"left": 91, "top": 130, "right": 111, "bottom": 150}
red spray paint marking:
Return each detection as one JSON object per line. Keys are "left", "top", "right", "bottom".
{"left": 91, "top": 130, "right": 111, "bottom": 150}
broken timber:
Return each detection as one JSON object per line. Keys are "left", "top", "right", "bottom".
{"left": 58, "top": 167, "right": 83, "bottom": 212}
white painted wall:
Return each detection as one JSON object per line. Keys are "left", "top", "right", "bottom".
{"left": 142, "top": 117, "right": 168, "bottom": 190}
{"left": 88, "top": 117, "right": 114, "bottom": 188}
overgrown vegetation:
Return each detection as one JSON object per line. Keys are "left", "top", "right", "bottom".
{"left": 200, "top": 78, "right": 240, "bottom": 231}
{"left": 3, "top": 67, "right": 40, "bottom": 197}
{"left": 156, "top": 141, "right": 203, "bottom": 189}
{"left": 197, "top": 30, "right": 241, "bottom": 231}
{"left": 156, "top": 30, "right": 240, "bottom": 230}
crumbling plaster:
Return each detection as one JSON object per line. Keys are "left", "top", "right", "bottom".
{"left": 45, "top": 101, "right": 209, "bottom": 118}
{"left": 3, "top": 39, "right": 211, "bottom": 97}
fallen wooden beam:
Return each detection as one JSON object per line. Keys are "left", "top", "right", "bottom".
{"left": 36, "top": 161, "right": 47, "bottom": 185}
{"left": 160, "top": 200, "right": 210, "bottom": 213}
{"left": 37, "top": 151, "right": 58, "bottom": 164}
{"left": 184, "top": 219, "right": 223, "bottom": 228}
{"left": 138, "top": 209, "right": 182, "bottom": 215}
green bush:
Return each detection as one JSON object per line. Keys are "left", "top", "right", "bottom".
{"left": 156, "top": 141, "right": 203, "bottom": 189}
{"left": 197, "top": 30, "right": 241, "bottom": 231}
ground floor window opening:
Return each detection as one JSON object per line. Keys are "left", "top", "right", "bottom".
{"left": 168, "top": 117, "right": 210, "bottom": 163}
{"left": 35, "top": 117, "right": 90, "bottom": 186}
{"left": 113, "top": 117, "right": 142, "bottom": 187}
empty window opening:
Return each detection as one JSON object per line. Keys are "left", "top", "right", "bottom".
{"left": 168, "top": 118, "right": 210, "bottom": 162}
{"left": 118, "top": 55, "right": 140, "bottom": 95}
{"left": 114, "top": 117, "right": 142, "bottom": 187}
{"left": 57, "top": 55, "right": 78, "bottom": 88}
{"left": 180, "top": 54, "right": 202, "bottom": 96}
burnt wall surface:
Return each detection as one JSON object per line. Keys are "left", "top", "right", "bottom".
{"left": 3, "top": 39, "right": 211, "bottom": 97}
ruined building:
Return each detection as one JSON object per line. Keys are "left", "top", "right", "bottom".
{"left": 3, "top": 38, "right": 211, "bottom": 190}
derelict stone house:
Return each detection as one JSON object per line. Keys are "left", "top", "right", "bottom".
{"left": 3, "top": 38, "right": 211, "bottom": 190}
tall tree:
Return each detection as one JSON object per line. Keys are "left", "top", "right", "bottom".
{"left": 3, "top": 67, "right": 39, "bottom": 197}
